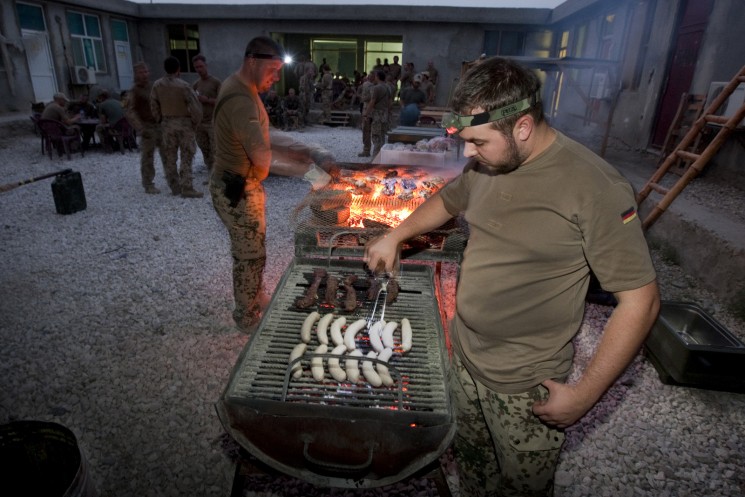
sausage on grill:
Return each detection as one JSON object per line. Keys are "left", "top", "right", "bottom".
{"left": 324, "top": 274, "right": 339, "bottom": 306}
{"left": 295, "top": 268, "right": 327, "bottom": 309}
{"left": 341, "top": 274, "right": 358, "bottom": 312}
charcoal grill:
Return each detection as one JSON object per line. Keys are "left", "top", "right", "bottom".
{"left": 292, "top": 163, "right": 467, "bottom": 263}
{"left": 217, "top": 257, "right": 455, "bottom": 488}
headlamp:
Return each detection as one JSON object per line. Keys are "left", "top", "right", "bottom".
{"left": 440, "top": 92, "right": 539, "bottom": 134}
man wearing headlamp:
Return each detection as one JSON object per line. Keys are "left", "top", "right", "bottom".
{"left": 365, "top": 57, "right": 659, "bottom": 496}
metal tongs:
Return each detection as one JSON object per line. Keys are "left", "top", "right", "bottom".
{"left": 366, "top": 270, "right": 392, "bottom": 329}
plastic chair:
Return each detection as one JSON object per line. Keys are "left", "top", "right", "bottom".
{"left": 106, "top": 117, "right": 138, "bottom": 154}
{"left": 37, "top": 119, "right": 84, "bottom": 160}
{"left": 30, "top": 114, "right": 47, "bottom": 154}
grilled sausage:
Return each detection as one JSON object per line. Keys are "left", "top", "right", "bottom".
{"left": 295, "top": 268, "right": 327, "bottom": 309}
{"left": 381, "top": 321, "right": 398, "bottom": 349}
{"left": 375, "top": 347, "right": 395, "bottom": 386}
{"left": 316, "top": 312, "right": 335, "bottom": 345}
{"left": 343, "top": 318, "right": 367, "bottom": 352}
{"left": 345, "top": 349, "right": 363, "bottom": 383}
{"left": 341, "top": 274, "right": 358, "bottom": 312}
{"left": 367, "top": 278, "right": 381, "bottom": 301}
{"left": 300, "top": 311, "right": 321, "bottom": 344}
{"left": 401, "top": 318, "right": 412, "bottom": 353}
{"left": 330, "top": 316, "right": 346, "bottom": 347}
{"left": 311, "top": 343, "right": 328, "bottom": 382}
{"left": 368, "top": 320, "right": 385, "bottom": 353}
{"left": 328, "top": 344, "right": 348, "bottom": 382}
{"left": 289, "top": 342, "right": 307, "bottom": 379}
{"left": 385, "top": 279, "right": 400, "bottom": 304}
{"left": 324, "top": 274, "right": 339, "bottom": 306}
{"left": 361, "top": 351, "right": 383, "bottom": 387}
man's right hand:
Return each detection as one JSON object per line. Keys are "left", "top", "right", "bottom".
{"left": 364, "top": 234, "right": 400, "bottom": 275}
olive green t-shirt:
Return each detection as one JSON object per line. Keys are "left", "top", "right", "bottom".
{"left": 438, "top": 131, "right": 656, "bottom": 393}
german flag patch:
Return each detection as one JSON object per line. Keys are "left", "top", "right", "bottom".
{"left": 621, "top": 206, "right": 637, "bottom": 224}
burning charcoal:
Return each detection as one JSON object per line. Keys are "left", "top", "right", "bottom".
{"left": 384, "top": 169, "right": 399, "bottom": 178}
{"left": 324, "top": 274, "right": 339, "bottom": 306}
{"left": 295, "top": 268, "right": 327, "bottom": 309}
{"left": 382, "top": 178, "right": 397, "bottom": 196}
{"left": 385, "top": 279, "right": 400, "bottom": 304}
{"left": 342, "top": 274, "right": 358, "bottom": 312}
{"left": 401, "top": 178, "right": 417, "bottom": 191}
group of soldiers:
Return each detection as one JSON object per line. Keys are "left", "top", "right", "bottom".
{"left": 126, "top": 54, "right": 221, "bottom": 198}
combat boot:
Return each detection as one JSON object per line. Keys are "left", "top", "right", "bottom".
{"left": 181, "top": 188, "right": 204, "bottom": 198}
{"left": 144, "top": 185, "right": 161, "bottom": 194}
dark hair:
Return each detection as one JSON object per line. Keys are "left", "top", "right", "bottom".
{"left": 375, "top": 70, "right": 386, "bottom": 82}
{"left": 164, "top": 56, "right": 180, "bottom": 74}
{"left": 191, "top": 53, "right": 206, "bottom": 64}
{"left": 244, "top": 36, "right": 283, "bottom": 59}
{"left": 450, "top": 57, "right": 544, "bottom": 134}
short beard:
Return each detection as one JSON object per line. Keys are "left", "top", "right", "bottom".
{"left": 484, "top": 132, "right": 525, "bottom": 175}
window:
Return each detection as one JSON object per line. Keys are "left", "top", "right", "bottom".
{"left": 483, "top": 30, "right": 526, "bottom": 57}
{"left": 168, "top": 24, "right": 200, "bottom": 73}
{"left": 67, "top": 11, "right": 105, "bottom": 72}
{"left": 17, "top": 2, "right": 46, "bottom": 32}
{"left": 363, "top": 40, "right": 402, "bottom": 76}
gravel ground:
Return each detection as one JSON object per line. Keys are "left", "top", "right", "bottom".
{"left": 1, "top": 122, "right": 744, "bottom": 497}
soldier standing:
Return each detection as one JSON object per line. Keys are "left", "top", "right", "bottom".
{"left": 363, "top": 70, "right": 391, "bottom": 159}
{"left": 192, "top": 54, "right": 221, "bottom": 172}
{"left": 298, "top": 66, "right": 315, "bottom": 127}
{"left": 357, "top": 72, "right": 374, "bottom": 157}
{"left": 150, "top": 56, "right": 203, "bottom": 198}
{"left": 318, "top": 65, "right": 333, "bottom": 123}
{"left": 126, "top": 62, "right": 166, "bottom": 194}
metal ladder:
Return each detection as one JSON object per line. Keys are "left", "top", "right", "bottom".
{"left": 636, "top": 64, "right": 745, "bottom": 230}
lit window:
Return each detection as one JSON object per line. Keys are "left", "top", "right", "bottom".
{"left": 168, "top": 24, "right": 200, "bottom": 73}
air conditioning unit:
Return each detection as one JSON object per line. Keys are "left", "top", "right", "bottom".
{"left": 72, "top": 66, "right": 97, "bottom": 85}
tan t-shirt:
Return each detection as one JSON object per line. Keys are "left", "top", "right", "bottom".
{"left": 212, "top": 74, "right": 271, "bottom": 182}
{"left": 193, "top": 75, "right": 221, "bottom": 122}
{"left": 438, "top": 131, "right": 656, "bottom": 393}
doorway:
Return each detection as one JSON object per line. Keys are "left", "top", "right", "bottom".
{"left": 16, "top": 2, "right": 57, "bottom": 104}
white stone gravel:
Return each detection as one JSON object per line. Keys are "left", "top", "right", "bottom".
{"left": 1, "top": 123, "right": 744, "bottom": 497}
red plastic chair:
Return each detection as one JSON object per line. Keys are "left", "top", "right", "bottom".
{"left": 105, "top": 117, "right": 138, "bottom": 154}
{"left": 37, "top": 119, "right": 84, "bottom": 160}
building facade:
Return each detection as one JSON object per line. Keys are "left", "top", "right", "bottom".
{"left": 1, "top": 0, "right": 743, "bottom": 183}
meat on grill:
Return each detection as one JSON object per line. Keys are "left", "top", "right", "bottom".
{"left": 342, "top": 274, "right": 358, "bottom": 312}
{"left": 295, "top": 268, "right": 327, "bottom": 309}
{"left": 385, "top": 279, "right": 400, "bottom": 304}
{"left": 324, "top": 274, "right": 339, "bottom": 306}
{"left": 367, "top": 278, "right": 381, "bottom": 301}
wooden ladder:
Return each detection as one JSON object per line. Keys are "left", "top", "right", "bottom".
{"left": 636, "top": 64, "right": 745, "bottom": 230}
{"left": 656, "top": 92, "right": 707, "bottom": 175}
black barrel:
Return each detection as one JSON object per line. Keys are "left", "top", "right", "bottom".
{"left": 0, "top": 420, "right": 97, "bottom": 497}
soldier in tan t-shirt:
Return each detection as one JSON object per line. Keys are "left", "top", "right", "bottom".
{"left": 191, "top": 53, "right": 221, "bottom": 172}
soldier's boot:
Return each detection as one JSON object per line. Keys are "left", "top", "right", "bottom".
{"left": 181, "top": 187, "right": 204, "bottom": 198}
{"left": 144, "top": 184, "right": 161, "bottom": 194}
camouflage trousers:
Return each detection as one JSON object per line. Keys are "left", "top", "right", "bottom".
{"left": 138, "top": 124, "right": 165, "bottom": 187}
{"left": 371, "top": 109, "right": 388, "bottom": 157}
{"left": 449, "top": 353, "right": 564, "bottom": 497}
{"left": 161, "top": 117, "right": 196, "bottom": 193}
{"left": 209, "top": 177, "right": 266, "bottom": 329}
{"left": 360, "top": 115, "right": 371, "bottom": 154}
{"left": 195, "top": 121, "right": 215, "bottom": 170}
{"left": 321, "top": 90, "right": 333, "bottom": 120}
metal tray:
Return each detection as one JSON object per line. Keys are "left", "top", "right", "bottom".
{"left": 644, "top": 301, "right": 745, "bottom": 392}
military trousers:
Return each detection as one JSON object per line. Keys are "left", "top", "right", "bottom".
{"left": 209, "top": 177, "right": 266, "bottom": 330}
{"left": 161, "top": 117, "right": 197, "bottom": 193}
{"left": 449, "top": 353, "right": 565, "bottom": 497}
{"left": 195, "top": 121, "right": 215, "bottom": 170}
{"left": 139, "top": 124, "right": 165, "bottom": 187}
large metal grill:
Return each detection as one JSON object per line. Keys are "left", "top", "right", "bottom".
{"left": 292, "top": 163, "right": 467, "bottom": 263}
{"left": 217, "top": 257, "right": 455, "bottom": 488}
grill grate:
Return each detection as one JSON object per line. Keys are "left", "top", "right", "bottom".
{"left": 225, "top": 258, "right": 450, "bottom": 415}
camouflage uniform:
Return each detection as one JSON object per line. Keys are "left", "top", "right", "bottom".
{"left": 369, "top": 80, "right": 390, "bottom": 157}
{"left": 298, "top": 71, "right": 314, "bottom": 126}
{"left": 193, "top": 74, "right": 221, "bottom": 170}
{"left": 449, "top": 353, "right": 564, "bottom": 497}
{"left": 127, "top": 83, "right": 166, "bottom": 190}
{"left": 357, "top": 77, "right": 373, "bottom": 156}
{"left": 150, "top": 74, "right": 202, "bottom": 195}
{"left": 319, "top": 70, "right": 333, "bottom": 122}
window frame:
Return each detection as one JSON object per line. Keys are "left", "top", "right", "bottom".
{"left": 66, "top": 10, "right": 106, "bottom": 72}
